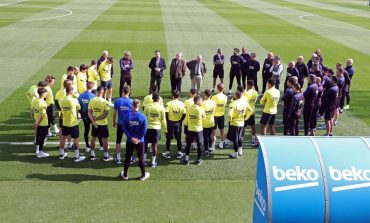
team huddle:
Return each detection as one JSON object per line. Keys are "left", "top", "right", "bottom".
{"left": 26, "top": 48, "right": 355, "bottom": 181}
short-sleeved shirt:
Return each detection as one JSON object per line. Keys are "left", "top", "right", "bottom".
{"left": 98, "top": 61, "right": 112, "bottom": 81}
{"left": 144, "top": 102, "right": 166, "bottom": 130}
{"left": 27, "top": 85, "right": 38, "bottom": 105}
{"left": 186, "top": 104, "right": 205, "bottom": 132}
{"left": 184, "top": 96, "right": 195, "bottom": 126}
{"left": 229, "top": 98, "right": 249, "bottom": 127}
{"left": 44, "top": 86, "right": 54, "bottom": 106}
{"left": 114, "top": 96, "right": 133, "bottom": 125}
{"left": 88, "top": 67, "right": 99, "bottom": 90}
{"left": 31, "top": 98, "right": 48, "bottom": 126}
{"left": 77, "top": 72, "right": 87, "bottom": 94}
{"left": 260, "top": 87, "right": 280, "bottom": 115}
{"left": 88, "top": 97, "right": 110, "bottom": 125}
{"left": 243, "top": 89, "right": 258, "bottom": 115}
{"left": 211, "top": 93, "right": 228, "bottom": 117}
{"left": 143, "top": 94, "right": 163, "bottom": 108}
{"left": 201, "top": 99, "right": 216, "bottom": 128}
{"left": 59, "top": 95, "right": 81, "bottom": 127}
{"left": 78, "top": 91, "right": 96, "bottom": 114}
{"left": 166, "top": 99, "right": 186, "bottom": 122}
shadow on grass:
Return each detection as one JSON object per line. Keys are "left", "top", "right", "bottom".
{"left": 26, "top": 173, "right": 121, "bottom": 183}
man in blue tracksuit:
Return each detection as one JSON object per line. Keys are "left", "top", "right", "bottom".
{"left": 289, "top": 83, "right": 304, "bottom": 136}
{"left": 303, "top": 74, "right": 318, "bottom": 136}
{"left": 120, "top": 99, "right": 150, "bottom": 181}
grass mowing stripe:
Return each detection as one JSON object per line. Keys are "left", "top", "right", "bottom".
{"left": 278, "top": 0, "right": 370, "bottom": 29}
{"left": 0, "top": 0, "right": 117, "bottom": 103}
{"left": 314, "top": 0, "right": 370, "bottom": 11}
{"left": 0, "top": 181, "right": 252, "bottom": 222}
{"left": 200, "top": 0, "right": 370, "bottom": 127}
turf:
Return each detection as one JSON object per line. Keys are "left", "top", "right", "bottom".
{"left": 0, "top": 0, "right": 369, "bottom": 222}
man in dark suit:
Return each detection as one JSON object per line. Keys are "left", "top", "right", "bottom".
{"left": 169, "top": 52, "right": 186, "bottom": 93}
{"left": 148, "top": 50, "right": 166, "bottom": 93}
{"left": 186, "top": 55, "right": 207, "bottom": 94}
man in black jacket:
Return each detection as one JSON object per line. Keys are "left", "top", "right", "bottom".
{"left": 247, "top": 53, "right": 260, "bottom": 92}
{"left": 262, "top": 52, "right": 274, "bottom": 94}
{"left": 303, "top": 74, "right": 318, "bottom": 136}
{"left": 295, "top": 56, "right": 308, "bottom": 88}
{"left": 240, "top": 47, "right": 250, "bottom": 90}
{"left": 148, "top": 50, "right": 166, "bottom": 93}
{"left": 119, "top": 50, "right": 134, "bottom": 97}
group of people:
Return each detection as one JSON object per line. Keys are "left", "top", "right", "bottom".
{"left": 26, "top": 48, "right": 355, "bottom": 181}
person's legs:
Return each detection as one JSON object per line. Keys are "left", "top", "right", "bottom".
{"left": 191, "top": 77, "right": 196, "bottom": 90}
{"left": 283, "top": 109, "right": 289, "bottom": 135}
{"left": 177, "top": 78, "right": 182, "bottom": 93}
{"left": 213, "top": 78, "right": 217, "bottom": 90}
{"left": 303, "top": 107, "right": 311, "bottom": 136}
{"left": 115, "top": 125, "right": 124, "bottom": 162}
{"left": 229, "top": 71, "right": 235, "bottom": 91}
{"left": 174, "top": 123, "right": 182, "bottom": 152}
{"left": 196, "top": 76, "right": 202, "bottom": 92}
{"left": 242, "top": 69, "right": 247, "bottom": 90}
{"left": 157, "top": 78, "right": 162, "bottom": 93}
{"left": 170, "top": 78, "right": 176, "bottom": 93}
{"left": 269, "top": 125, "right": 276, "bottom": 135}
{"left": 253, "top": 75, "right": 259, "bottom": 92}
{"left": 119, "top": 76, "right": 124, "bottom": 97}
{"left": 136, "top": 142, "right": 146, "bottom": 177}
{"left": 82, "top": 114, "right": 91, "bottom": 148}
{"left": 123, "top": 141, "right": 134, "bottom": 177}
{"left": 149, "top": 76, "right": 155, "bottom": 94}
{"left": 196, "top": 131, "right": 203, "bottom": 160}
{"left": 236, "top": 71, "right": 241, "bottom": 86}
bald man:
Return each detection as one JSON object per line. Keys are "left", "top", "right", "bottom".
{"left": 187, "top": 55, "right": 207, "bottom": 94}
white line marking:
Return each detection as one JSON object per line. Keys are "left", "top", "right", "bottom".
{"left": 298, "top": 15, "right": 370, "bottom": 32}
{"left": 254, "top": 198, "right": 265, "bottom": 216}
{"left": 0, "top": 0, "right": 26, "bottom": 7}
{"left": 0, "top": 3, "right": 72, "bottom": 22}
{"left": 332, "top": 182, "right": 370, "bottom": 192}
{"left": 274, "top": 182, "right": 319, "bottom": 192}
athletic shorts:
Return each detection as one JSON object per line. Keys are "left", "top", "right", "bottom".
{"left": 227, "top": 126, "right": 244, "bottom": 142}
{"left": 166, "top": 121, "right": 181, "bottom": 140}
{"left": 324, "top": 108, "right": 335, "bottom": 120}
{"left": 116, "top": 124, "right": 124, "bottom": 144}
{"left": 101, "top": 80, "right": 112, "bottom": 89}
{"left": 186, "top": 131, "right": 203, "bottom": 145}
{"left": 92, "top": 125, "right": 109, "bottom": 138}
{"left": 213, "top": 116, "right": 225, "bottom": 129}
{"left": 213, "top": 68, "right": 224, "bottom": 79}
{"left": 245, "top": 115, "right": 256, "bottom": 126}
{"left": 260, "top": 112, "right": 276, "bottom": 126}
{"left": 59, "top": 116, "right": 63, "bottom": 128}
{"left": 62, "top": 125, "right": 79, "bottom": 138}
{"left": 145, "top": 129, "right": 161, "bottom": 143}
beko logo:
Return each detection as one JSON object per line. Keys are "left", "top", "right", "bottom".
{"left": 272, "top": 166, "right": 320, "bottom": 192}
{"left": 329, "top": 166, "right": 370, "bottom": 192}
{"left": 254, "top": 182, "right": 266, "bottom": 216}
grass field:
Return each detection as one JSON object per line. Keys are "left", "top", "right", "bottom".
{"left": 0, "top": 0, "right": 369, "bottom": 222}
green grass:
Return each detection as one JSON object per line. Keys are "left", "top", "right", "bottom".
{"left": 0, "top": 0, "right": 369, "bottom": 222}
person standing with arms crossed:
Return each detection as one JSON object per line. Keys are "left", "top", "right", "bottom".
{"left": 120, "top": 99, "right": 150, "bottom": 181}
{"left": 262, "top": 52, "right": 274, "bottom": 94}
{"left": 212, "top": 49, "right": 225, "bottom": 93}
{"left": 228, "top": 48, "right": 244, "bottom": 95}
{"left": 240, "top": 46, "right": 250, "bottom": 90}
{"left": 119, "top": 50, "right": 134, "bottom": 97}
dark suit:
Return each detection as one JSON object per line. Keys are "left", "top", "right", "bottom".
{"left": 170, "top": 58, "right": 186, "bottom": 93}
{"left": 148, "top": 57, "right": 166, "bottom": 93}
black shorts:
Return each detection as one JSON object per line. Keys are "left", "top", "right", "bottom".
{"left": 213, "top": 68, "right": 224, "bottom": 79}
{"left": 101, "top": 80, "right": 112, "bottom": 89}
{"left": 37, "top": 126, "right": 49, "bottom": 137}
{"left": 166, "top": 121, "right": 181, "bottom": 140}
{"left": 227, "top": 126, "right": 243, "bottom": 142}
{"left": 62, "top": 125, "right": 79, "bottom": 138}
{"left": 145, "top": 129, "right": 161, "bottom": 143}
{"left": 245, "top": 115, "right": 256, "bottom": 126}
{"left": 186, "top": 131, "right": 203, "bottom": 145}
{"left": 59, "top": 116, "right": 63, "bottom": 128}
{"left": 213, "top": 116, "right": 225, "bottom": 129}
{"left": 260, "top": 113, "right": 276, "bottom": 126}
{"left": 324, "top": 108, "right": 335, "bottom": 120}
{"left": 92, "top": 125, "right": 109, "bottom": 138}
{"left": 116, "top": 124, "right": 124, "bottom": 144}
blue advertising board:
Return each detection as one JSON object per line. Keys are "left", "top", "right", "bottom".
{"left": 253, "top": 136, "right": 370, "bottom": 223}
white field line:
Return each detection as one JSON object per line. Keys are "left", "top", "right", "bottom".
{"left": 274, "top": 182, "right": 319, "bottom": 192}
{"left": 298, "top": 15, "right": 370, "bottom": 32}
{"left": 332, "top": 182, "right": 370, "bottom": 192}
{"left": 0, "top": 4, "right": 72, "bottom": 22}
{"left": 0, "top": 0, "right": 26, "bottom": 7}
